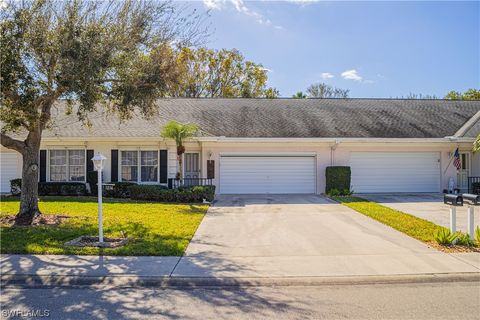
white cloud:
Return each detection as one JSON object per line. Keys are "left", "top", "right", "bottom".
{"left": 341, "top": 69, "right": 363, "bottom": 81}
{"left": 286, "top": 0, "right": 320, "bottom": 5}
{"left": 203, "top": 0, "right": 282, "bottom": 29}
{"left": 321, "top": 72, "right": 334, "bottom": 79}
{"left": 203, "top": 0, "right": 226, "bottom": 10}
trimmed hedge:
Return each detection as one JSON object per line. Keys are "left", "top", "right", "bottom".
{"left": 325, "top": 166, "right": 351, "bottom": 194}
{"left": 10, "top": 178, "right": 22, "bottom": 195}
{"left": 110, "top": 182, "right": 137, "bottom": 198}
{"left": 129, "top": 185, "right": 215, "bottom": 203}
{"left": 38, "top": 182, "right": 87, "bottom": 196}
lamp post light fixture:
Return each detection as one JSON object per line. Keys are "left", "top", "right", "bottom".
{"left": 91, "top": 153, "right": 107, "bottom": 243}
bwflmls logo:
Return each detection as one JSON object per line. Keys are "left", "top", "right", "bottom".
{"left": 1, "top": 309, "right": 50, "bottom": 318}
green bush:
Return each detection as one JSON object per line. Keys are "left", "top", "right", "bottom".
{"left": 455, "top": 232, "right": 475, "bottom": 247}
{"left": 433, "top": 228, "right": 457, "bottom": 245}
{"left": 129, "top": 185, "right": 216, "bottom": 203}
{"left": 325, "top": 166, "right": 351, "bottom": 194}
{"left": 38, "top": 182, "right": 87, "bottom": 196}
{"left": 111, "top": 182, "right": 137, "bottom": 198}
{"left": 10, "top": 178, "right": 22, "bottom": 195}
{"left": 327, "top": 188, "right": 340, "bottom": 196}
{"left": 476, "top": 227, "right": 480, "bottom": 244}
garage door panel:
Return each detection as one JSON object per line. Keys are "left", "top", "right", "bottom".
{"left": 1, "top": 152, "right": 19, "bottom": 193}
{"left": 220, "top": 156, "right": 315, "bottom": 194}
{"left": 351, "top": 152, "right": 440, "bottom": 193}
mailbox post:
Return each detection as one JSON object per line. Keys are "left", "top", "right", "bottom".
{"left": 462, "top": 194, "right": 480, "bottom": 240}
{"left": 444, "top": 194, "right": 463, "bottom": 234}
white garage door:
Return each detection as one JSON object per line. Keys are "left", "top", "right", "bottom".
{"left": 220, "top": 156, "right": 316, "bottom": 194}
{"left": 351, "top": 152, "right": 440, "bottom": 193}
{"left": 1, "top": 152, "right": 19, "bottom": 193}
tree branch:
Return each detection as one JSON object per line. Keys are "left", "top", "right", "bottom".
{"left": 1, "top": 133, "right": 26, "bottom": 153}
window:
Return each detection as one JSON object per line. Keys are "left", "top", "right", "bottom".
{"left": 121, "top": 151, "right": 138, "bottom": 182}
{"left": 49, "top": 150, "right": 85, "bottom": 182}
{"left": 121, "top": 150, "right": 159, "bottom": 183}
{"left": 141, "top": 151, "right": 158, "bottom": 182}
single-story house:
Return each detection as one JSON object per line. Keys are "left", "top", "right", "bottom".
{"left": 1, "top": 98, "right": 479, "bottom": 194}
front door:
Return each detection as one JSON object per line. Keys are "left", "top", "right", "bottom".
{"left": 184, "top": 153, "right": 200, "bottom": 185}
{"left": 457, "top": 152, "right": 470, "bottom": 191}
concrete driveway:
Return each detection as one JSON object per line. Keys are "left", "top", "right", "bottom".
{"left": 359, "top": 193, "right": 480, "bottom": 233}
{"left": 173, "top": 194, "right": 479, "bottom": 278}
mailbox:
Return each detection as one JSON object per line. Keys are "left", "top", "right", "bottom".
{"left": 444, "top": 194, "right": 463, "bottom": 206}
{"left": 462, "top": 194, "right": 480, "bottom": 206}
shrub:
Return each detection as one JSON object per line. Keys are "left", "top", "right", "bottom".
{"left": 10, "top": 178, "right": 22, "bottom": 195}
{"left": 325, "top": 166, "right": 351, "bottom": 194}
{"left": 433, "top": 228, "right": 457, "bottom": 246}
{"left": 476, "top": 226, "right": 480, "bottom": 244}
{"left": 38, "top": 182, "right": 87, "bottom": 196}
{"left": 129, "top": 185, "right": 216, "bottom": 203}
{"left": 327, "top": 188, "right": 340, "bottom": 196}
{"left": 111, "top": 182, "right": 137, "bottom": 198}
{"left": 455, "top": 232, "right": 475, "bottom": 247}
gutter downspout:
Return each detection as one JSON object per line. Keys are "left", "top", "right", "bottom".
{"left": 330, "top": 140, "right": 340, "bottom": 166}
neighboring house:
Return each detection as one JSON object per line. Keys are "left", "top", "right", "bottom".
{"left": 1, "top": 98, "right": 479, "bottom": 194}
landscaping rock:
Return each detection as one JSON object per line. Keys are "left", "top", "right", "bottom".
{"left": 64, "top": 236, "right": 129, "bottom": 248}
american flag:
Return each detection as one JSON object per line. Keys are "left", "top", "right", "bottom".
{"left": 453, "top": 148, "right": 461, "bottom": 170}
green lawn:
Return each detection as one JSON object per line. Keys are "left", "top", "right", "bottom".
{"left": 0, "top": 197, "right": 208, "bottom": 256}
{"left": 332, "top": 196, "right": 445, "bottom": 243}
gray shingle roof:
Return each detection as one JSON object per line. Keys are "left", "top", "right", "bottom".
{"left": 39, "top": 98, "right": 480, "bottom": 139}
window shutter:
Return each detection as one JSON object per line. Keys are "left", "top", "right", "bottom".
{"left": 39, "top": 150, "right": 47, "bottom": 182}
{"left": 160, "top": 150, "right": 168, "bottom": 183}
{"left": 86, "top": 149, "right": 94, "bottom": 172}
{"left": 111, "top": 150, "right": 118, "bottom": 182}
{"left": 207, "top": 160, "right": 215, "bottom": 179}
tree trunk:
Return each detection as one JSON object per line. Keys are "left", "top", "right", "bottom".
{"left": 15, "top": 133, "right": 42, "bottom": 225}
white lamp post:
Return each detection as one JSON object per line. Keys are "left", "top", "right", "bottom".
{"left": 91, "top": 153, "right": 107, "bottom": 243}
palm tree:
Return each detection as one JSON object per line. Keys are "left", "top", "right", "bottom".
{"left": 474, "top": 134, "right": 480, "bottom": 153}
{"left": 161, "top": 120, "right": 199, "bottom": 179}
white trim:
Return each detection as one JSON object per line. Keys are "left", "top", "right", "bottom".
{"left": 453, "top": 110, "right": 480, "bottom": 137}
{"left": 39, "top": 136, "right": 477, "bottom": 143}
{"left": 118, "top": 148, "right": 161, "bottom": 184}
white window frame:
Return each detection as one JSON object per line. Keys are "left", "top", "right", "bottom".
{"left": 119, "top": 149, "right": 160, "bottom": 184}
{"left": 47, "top": 149, "right": 86, "bottom": 182}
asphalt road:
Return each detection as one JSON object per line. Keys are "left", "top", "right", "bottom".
{"left": 1, "top": 281, "right": 479, "bottom": 320}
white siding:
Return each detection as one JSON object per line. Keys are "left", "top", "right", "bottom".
{"left": 351, "top": 152, "right": 441, "bottom": 193}
{"left": 219, "top": 156, "right": 316, "bottom": 194}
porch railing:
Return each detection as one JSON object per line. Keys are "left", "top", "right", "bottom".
{"left": 468, "top": 177, "right": 480, "bottom": 194}
{"left": 168, "top": 178, "right": 213, "bottom": 189}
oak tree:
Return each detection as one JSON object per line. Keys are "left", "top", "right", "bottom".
{"left": 0, "top": 0, "right": 206, "bottom": 225}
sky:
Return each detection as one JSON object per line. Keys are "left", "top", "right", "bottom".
{"left": 185, "top": 0, "right": 479, "bottom": 98}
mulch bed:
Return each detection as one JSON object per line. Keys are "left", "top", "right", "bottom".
{"left": 64, "top": 236, "right": 129, "bottom": 248}
{"left": 426, "top": 241, "right": 480, "bottom": 253}
{"left": 0, "top": 214, "right": 71, "bottom": 226}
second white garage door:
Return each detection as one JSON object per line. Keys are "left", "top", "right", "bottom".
{"left": 350, "top": 152, "right": 440, "bottom": 193}
{"left": 220, "top": 156, "right": 316, "bottom": 194}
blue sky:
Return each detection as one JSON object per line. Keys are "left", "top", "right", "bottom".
{"left": 186, "top": 1, "right": 479, "bottom": 98}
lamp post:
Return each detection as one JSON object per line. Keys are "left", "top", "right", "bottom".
{"left": 91, "top": 153, "right": 107, "bottom": 243}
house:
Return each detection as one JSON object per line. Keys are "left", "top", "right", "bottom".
{"left": 1, "top": 98, "right": 479, "bottom": 194}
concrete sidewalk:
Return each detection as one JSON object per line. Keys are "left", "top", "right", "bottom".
{"left": 1, "top": 252, "right": 479, "bottom": 287}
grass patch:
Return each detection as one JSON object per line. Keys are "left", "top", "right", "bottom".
{"left": 331, "top": 196, "right": 445, "bottom": 243}
{"left": 0, "top": 196, "right": 208, "bottom": 256}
